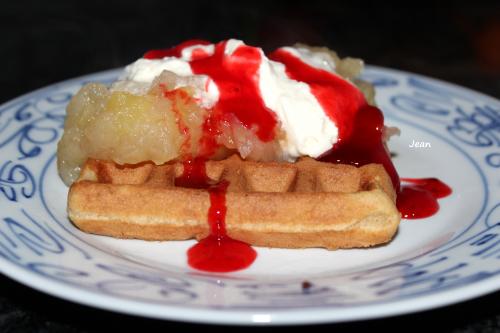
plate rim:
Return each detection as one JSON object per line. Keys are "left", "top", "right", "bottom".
{"left": 1, "top": 254, "right": 500, "bottom": 325}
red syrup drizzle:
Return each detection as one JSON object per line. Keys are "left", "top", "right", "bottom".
{"left": 189, "top": 41, "right": 277, "bottom": 142}
{"left": 148, "top": 40, "right": 267, "bottom": 272}
{"left": 145, "top": 41, "right": 453, "bottom": 273}
{"left": 161, "top": 88, "right": 192, "bottom": 153}
{"left": 175, "top": 158, "right": 257, "bottom": 272}
{"left": 269, "top": 48, "right": 453, "bottom": 218}
{"left": 269, "top": 49, "right": 400, "bottom": 191}
{"left": 146, "top": 40, "right": 278, "bottom": 144}
{"left": 397, "top": 178, "right": 452, "bottom": 219}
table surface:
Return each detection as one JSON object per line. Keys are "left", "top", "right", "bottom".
{"left": 1, "top": 1, "right": 499, "bottom": 332}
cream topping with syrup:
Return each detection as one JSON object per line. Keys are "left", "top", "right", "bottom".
{"left": 113, "top": 39, "right": 351, "bottom": 161}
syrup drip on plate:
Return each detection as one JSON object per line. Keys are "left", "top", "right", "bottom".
{"left": 175, "top": 158, "right": 257, "bottom": 272}
{"left": 397, "top": 178, "right": 452, "bottom": 219}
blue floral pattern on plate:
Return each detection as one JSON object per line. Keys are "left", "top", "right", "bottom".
{"left": 0, "top": 67, "right": 498, "bottom": 325}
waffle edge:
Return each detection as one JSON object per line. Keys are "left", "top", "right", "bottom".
{"left": 67, "top": 156, "right": 401, "bottom": 249}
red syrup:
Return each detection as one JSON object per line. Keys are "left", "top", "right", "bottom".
{"left": 269, "top": 49, "right": 365, "bottom": 144}
{"left": 175, "top": 158, "right": 257, "bottom": 273}
{"left": 269, "top": 48, "right": 400, "bottom": 191}
{"left": 397, "top": 178, "right": 452, "bottom": 219}
{"left": 146, "top": 39, "right": 278, "bottom": 143}
{"left": 189, "top": 41, "right": 277, "bottom": 142}
{"left": 319, "top": 104, "right": 400, "bottom": 192}
{"left": 148, "top": 40, "right": 269, "bottom": 272}
{"left": 269, "top": 48, "right": 453, "bottom": 218}
{"left": 400, "top": 178, "right": 452, "bottom": 199}
{"left": 174, "top": 157, "right": 210, "bottom": 189}
{"left": 145, "top": 41, "right": 453, "bottom": 273}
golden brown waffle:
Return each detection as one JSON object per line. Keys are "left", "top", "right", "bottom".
{"left": 68, "top": 155, "right": 400, "bottom": 249}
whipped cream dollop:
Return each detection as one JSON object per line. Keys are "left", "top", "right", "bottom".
{"left": 112, "top": 39, "right": 363, "bottom": 161}
{"left": 112, "top": 47, "right": 219, "bottom": 108}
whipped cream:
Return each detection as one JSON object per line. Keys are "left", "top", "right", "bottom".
{"left": 112, "top": 46, "right": 219, "bottom": 108}
{"left": 113, "top": 39, "right": 355, "bottom": 160}
{"left": 258, "top": 51, "right": 338, "bottom": 159}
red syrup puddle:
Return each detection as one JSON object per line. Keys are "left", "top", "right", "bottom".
{"left": 400, "top": 178, "right": 452, "bottom": 199}
{"left": 175, "top": 158, "right": 257, "bottom": 273}
{"left": 397, "top": 178, "right": 452, "bottom": 219}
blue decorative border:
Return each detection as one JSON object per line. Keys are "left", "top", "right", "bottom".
{"left": 0, "top": 67, "right": 499, "bottom": 313}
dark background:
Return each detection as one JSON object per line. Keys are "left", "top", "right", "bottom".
{"left": 1, "top": 0, "right": 499, "bottom": 332}
{"left": 2, "top": 0, "right": 500, "bottom": 104}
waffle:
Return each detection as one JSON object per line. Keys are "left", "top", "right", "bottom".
{"left": 68, "top": 155, "right": 400, "bottom": 249}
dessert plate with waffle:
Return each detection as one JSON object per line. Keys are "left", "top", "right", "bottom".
{"left": 0, "top": 39, "right": 499, "bottom": 325}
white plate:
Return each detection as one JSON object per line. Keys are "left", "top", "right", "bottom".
{"left": 0, "top": 66, "right": 499, "bottom": 325}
